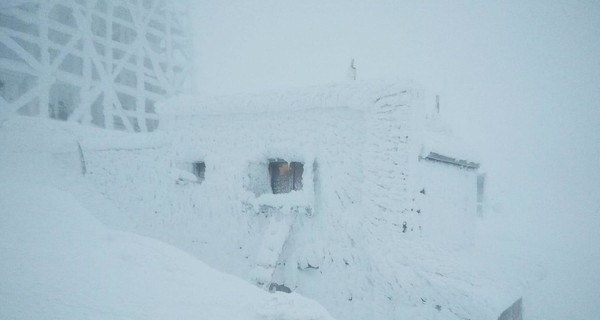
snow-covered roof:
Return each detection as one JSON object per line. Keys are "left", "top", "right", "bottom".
{"left": 422, "top": 152, "right": 480, "bottom": 169}
{"left": 420, "top": 114, "right": 481, "bottom": 165}
{"left": 156, "top": 79, "right": 422, "bottom": 116}
{"left": 158, "top": 79, "right": 480, "bottom": 166}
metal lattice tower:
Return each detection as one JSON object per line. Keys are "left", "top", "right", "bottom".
{"left": 0, "top": 0, "right": 192, "bottom": 131}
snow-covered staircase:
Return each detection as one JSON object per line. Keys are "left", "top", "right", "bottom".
{"left": 250, "top": 208, "right": 296, "bottom": 289}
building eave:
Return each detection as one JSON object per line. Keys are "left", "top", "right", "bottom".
{"left": 422, "top": 152, "right": 480, "bottom": 170}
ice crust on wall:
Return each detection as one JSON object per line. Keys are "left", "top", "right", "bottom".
{"left": 0, "top": 81, "right": 527, "bottom": 320}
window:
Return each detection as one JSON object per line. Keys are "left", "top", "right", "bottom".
{"left": 192, "top": 161, "right": 206, "bottom": 183}
{"left": 174, "top": 161, "right": 205, "bottom": 185}
{"left": 269, "top": 160, "right": 303, "bottom": 194}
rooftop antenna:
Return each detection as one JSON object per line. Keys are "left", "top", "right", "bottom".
{"left": 347, "top": 58, "right": 357, "bottom": 81}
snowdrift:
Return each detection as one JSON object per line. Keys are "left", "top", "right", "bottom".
{"left": 0, "top": 118, "right": 333, "bottom": 320}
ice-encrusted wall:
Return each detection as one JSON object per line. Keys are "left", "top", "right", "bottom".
{"left": 82, "top": 141, "right": 171, "bottom": 232}
{"left": 414, "top": 159, "right": 479, "bottom": 247}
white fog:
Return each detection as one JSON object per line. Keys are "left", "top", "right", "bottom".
{"left": 1, "top": 1, "right": 598, "bottom": 319}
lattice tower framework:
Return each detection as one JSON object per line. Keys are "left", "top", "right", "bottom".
{"left": 0, "top": 0, "right": 192, "bottom": 131}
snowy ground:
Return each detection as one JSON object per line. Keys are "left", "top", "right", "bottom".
{"left": 0, "top": 117, "right": 333, "bottom": 320}
{"left": 482, "top": 194, "right": 600, "bottom": 320}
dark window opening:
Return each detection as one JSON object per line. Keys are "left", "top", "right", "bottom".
{"left": 192, "top": 161, "right": 206, "bottom": 183}
{"left": 269, "top": 160, "right": 303, "bottom": 194}
{"left": 49, "top": 82, "right": 78, "bottom": 121}
{"left": 268, "top": 282, "right": 292, "bottom": 293}
{"left": 49, "top": 100, "right": 70, "bottom": 120}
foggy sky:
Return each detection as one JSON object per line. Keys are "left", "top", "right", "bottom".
{"left": 188, "top": 1, "right": 600, "bottom": 319}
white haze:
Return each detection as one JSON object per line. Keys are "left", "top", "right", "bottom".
{"left": 188, "top": 1, "right": 600, "bottom": 319}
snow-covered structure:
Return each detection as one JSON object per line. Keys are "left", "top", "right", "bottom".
{"left": 0, "top": 75, "right": 529, "bottom": 319}
{"left": 0, "top": 0, "right": 191, "bottom": 131}
{"left": 158, "top": 80, "right": 483, "bottom": 250}
{"left": 67, "top": 80, "right": 514, "bottom": 320}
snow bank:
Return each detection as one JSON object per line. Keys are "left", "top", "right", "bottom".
{"left": 0, "top": 183, "right": 333, "bottom": 320}
{"left": 0, "top": 117, "right": 334, "bottom": 320}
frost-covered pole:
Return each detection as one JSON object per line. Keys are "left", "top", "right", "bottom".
{"left": 105, "top": 0, "right": 116, "bottom": 129}
{"left": 347, "top": 58, "right": 357, "bottom": 81}
{"left": 38, "top": 1, "right": 50, "bottom": 118}
{"left": 73, "top": 0, "right": 94, "bottom": 125}
{"left": 135, "top": 0, "right": 147, "bottom": 132}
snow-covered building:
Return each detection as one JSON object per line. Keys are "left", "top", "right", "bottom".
{"left": 158, "top": 80, "right": 483, "bottom": 250}
{"left": 0, "top": 76, "right": 524, "bottom": 320}
{"left": 71, "top": 80, "right": 504, "bottom": 320}
{"left": 0, "top": 0, "right": 191, "bottom": 131}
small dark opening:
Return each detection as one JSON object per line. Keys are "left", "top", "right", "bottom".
{"left": 192, "top": 161, "right": 206, "bottom": 183}
{"left": 49, "top": 100, "right": 70, "bottom": 121}
{"left": 269, "top": 160, "right": 303, "bottom": 194}
{"left": 268, "top": 282, "right": 292, "bottom": 293}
